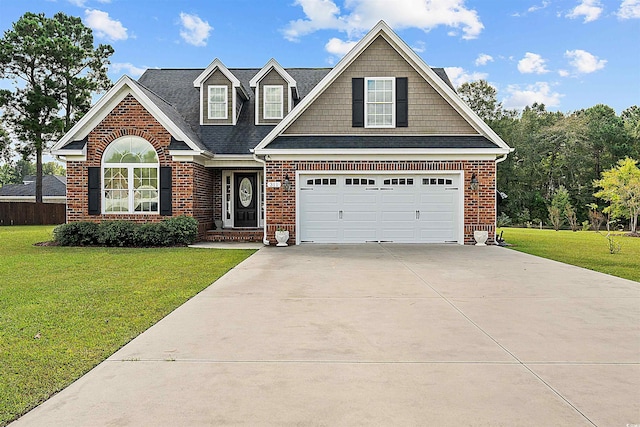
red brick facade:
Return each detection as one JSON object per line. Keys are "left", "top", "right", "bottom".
{"left": 265, "top": 159, "right": 496, "bottom": 245}
{"left": 65, "top": 95, "right": 214, "bottom": 238}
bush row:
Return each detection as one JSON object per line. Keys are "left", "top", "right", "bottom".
{"left": 53, "top": 216, "right": 198, "bottom": 247}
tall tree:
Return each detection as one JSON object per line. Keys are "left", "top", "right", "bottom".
{"left": 0, "top": 12, "right": 113, "bottom": 202}
{"left": 457, "top": 80, "right": 506, "bottom": 122}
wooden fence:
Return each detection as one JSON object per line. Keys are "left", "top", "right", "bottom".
{"left": 0, "top": 202, "right": 66, "bottom": 226}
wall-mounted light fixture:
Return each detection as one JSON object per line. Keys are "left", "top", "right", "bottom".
{"left": 470, "top": 173, "right": 479, "bottom": 191}
{"left": 283, "top": 174, "right": 291, "bottom": 191}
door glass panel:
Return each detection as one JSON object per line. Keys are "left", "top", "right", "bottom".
{"left": 239, "top": 177, "right": 252, "bottom": 207}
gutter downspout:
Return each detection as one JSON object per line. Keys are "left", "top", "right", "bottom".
{"left": 252, "top": 151, "right": 269, "bottom": 245}
{"left": 495, "top": 153, "right": 508, "bottom": 164}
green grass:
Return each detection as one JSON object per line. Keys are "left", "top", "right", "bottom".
{"left": 498, "top": 227, "right": 640, "bottom": 282}
{"left": 0, "top": 226, "right": 255, "bottom": 426}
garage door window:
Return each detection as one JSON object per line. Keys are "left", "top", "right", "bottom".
{"left": 346, "top": 178, "right": 376, "bottom": 185}
{"left": 423, "top": 178, "right": 453, "bottom": 185}
{"left": 383, "top": 178, "right": 414, "bottom": 185}
{"left": 306, "top": 178, "right": 337, "bottom": 186}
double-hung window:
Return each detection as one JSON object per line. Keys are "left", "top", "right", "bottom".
{"left": 263, "top": 85, "right": 283, "bottom": 119}
{"left": 365, "top": 77, "right": 395, "bottom": 128}
{"left": 102, "top": 136, "right": 159, "bottom": 214}
{"left": 208, "top": 85, "right": 228, "bottom": 119}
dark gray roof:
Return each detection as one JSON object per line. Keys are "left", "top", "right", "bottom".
{"left": 59, "top": 64, "right": 460, "bottom": 155}
{"left": 0, "top": 175, "right": 66, "bottom": 197}
{"left": 268, "top": 135, "right": 496, "bottom": 150}
{"left": 137, "top": 68, "right": 332, "bottom": 155}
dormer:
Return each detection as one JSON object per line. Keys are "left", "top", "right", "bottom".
{"left": 249, "top": 59, "right": 297, "bottom": 125}
{"left": 193, "top": 58, "right": 248, "bottom": 125}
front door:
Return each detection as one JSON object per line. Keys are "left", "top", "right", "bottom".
{"left": 234, "top": 173, "right": 257, "bottom": 227}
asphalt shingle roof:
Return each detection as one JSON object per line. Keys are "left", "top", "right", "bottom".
{"left": 60, "top": 65, "right": 462, "bottom": 155}
{"left": 268, "top": 135, "right": 497, "bottom": 150}
{"left": 0, "top": 175, "right": 66, "bottom": 197}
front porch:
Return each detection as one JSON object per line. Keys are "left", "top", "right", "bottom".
{"left": 205, "top": 227, "right": 263, "bottom": 243}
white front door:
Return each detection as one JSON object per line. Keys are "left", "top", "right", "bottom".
{"left": 298, "top": 173, "right": 461, "bottom": 243}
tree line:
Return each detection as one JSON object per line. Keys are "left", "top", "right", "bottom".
{"left": 458, "top": 80, "right": 640, "bottom": 231}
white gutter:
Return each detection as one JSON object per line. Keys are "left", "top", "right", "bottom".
{"left": 252, "top": 152, "right": 270, "bottom": 246}
{"left": 495, "top": 153, "right": 509, "bottom": 164}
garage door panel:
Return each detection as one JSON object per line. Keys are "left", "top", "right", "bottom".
{"left": 299, "top": 174, "right": 460, "bottom": 244}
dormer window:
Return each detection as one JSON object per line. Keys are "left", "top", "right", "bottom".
{"left": 263, "top": 85, "right": 283, "bottom": 120}
{"left": 208, "top": 86, "right": 228, "bottom": 120}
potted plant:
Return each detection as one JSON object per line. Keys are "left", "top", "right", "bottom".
{"left": 473, "top": 230, "right": 488, "bottom": 246}
{"left": 275, "top": 226, "right": 289, "bottom": 247}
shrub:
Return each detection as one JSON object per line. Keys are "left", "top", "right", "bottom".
{"left": 53, "top": 222, "right": 99, "bottom": 246}
{"left": 497, "top": 212, "right": 512, "bottom": 227}
{"left": 97, "top": 221, "right": 137, "bottom": 247}
{"left": 53, "top": 216, "right": 198, "bottom": 247}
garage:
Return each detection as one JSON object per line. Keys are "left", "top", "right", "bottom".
{"left": 298, "top": 173, "right": 461, "bottom": 244}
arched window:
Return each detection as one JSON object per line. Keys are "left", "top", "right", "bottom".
{"left": 102, "top": 136, "right": 159, "bottom": 213}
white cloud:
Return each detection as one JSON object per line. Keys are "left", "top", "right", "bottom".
{"left": 565, "top": 49, "right": 607, "bottom": 73}
{"left": 475, "top": 53, "right": 493, "bottom": 66}
{"left": 411, "top": 41, "right": 426, "bottom": 53}
{"left": 68, "top": 0, "right": 87, "bottom": 6}
{"left": 618, "top": 0, "right": 640, "bottom": 19}
{"left": 528, "top": 1, "right": 550, "bottom": 13}
{"left": 503, "top": 82, "right": 563, "bottom": 109}
{"left": 558, "top": 69, "right": 570, "bottom": 77}
{"left": 444, "top": 67, "right": 488, "bottom": 88}
{"left": 517, "top": 52, "right": 549, "bottom": 74}
{"left": 110, "top": 62, "right": 146, "bottom": 77}
{"left": 325, "top": 38, "right": 358, "bottom": 56}
{"left": 84, "top": 9, "right": 128, "bottom": 41}
{"left": 566, "top": 0, "right": 603, "bottom": 23}
{"left": 284, "top": 0, "right": 484, "bottom": 42}
{"left": 179, "top": 12, "right": 212, "bottom": 47}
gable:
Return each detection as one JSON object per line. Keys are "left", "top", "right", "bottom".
{"left": 284, "top": 36, "right": 474, "bottom": 136}
{"left": 201, "top": 69, "right": 234, "bottom": 125}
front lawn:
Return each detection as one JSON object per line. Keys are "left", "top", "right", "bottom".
{"left": 0, "top": 226, "right": 255, "bottom": 426}
{"left": 498, "top": 227, "right": 640, "bottom": 282}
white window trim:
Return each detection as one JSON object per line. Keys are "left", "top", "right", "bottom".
{"left": 364, "top": 77, "right": 395, "bottom": 129}
{"left": 208, "top": 85, "right": 228, "bottom": 120}
{"left": 102, "top": 163, "right": 160, "bottom": 214}
{"left": 263, "top": 85, "right": 284, "bottom": 120}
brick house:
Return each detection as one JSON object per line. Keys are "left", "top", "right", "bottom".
{"left": 51, "top": 21, "right": 511, "bottom": 245}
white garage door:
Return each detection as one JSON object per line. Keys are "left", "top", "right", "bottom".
{"left": 299, "top": 174, "right": 461, "bottom": 243}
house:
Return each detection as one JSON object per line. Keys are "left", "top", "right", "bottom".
{"left": 50, "top": 21, "right": 511, "bottom": 245}
{"left": 0, "top": 175, "right": 66, "bottom": 204}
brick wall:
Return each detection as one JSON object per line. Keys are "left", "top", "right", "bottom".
{"left": 65, "top": 94, "right": 214, "bottom": 238}
{"left": 265, "top": 159, "right": 496, "bottom": 245}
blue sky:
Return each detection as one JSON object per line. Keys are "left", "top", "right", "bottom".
{"left": 1, "top": 0, "right": 639, "bottom": 114}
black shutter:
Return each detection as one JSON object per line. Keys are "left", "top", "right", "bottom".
{"left": 88, "top": 167, "right": 100, "bottom": 215}
{"left": 396, "top": 77, "right": 408, "bottom": 127}
{"left": 160, "top": 167, "right": 172, "bottom": 216}
{"left": 352, "top": 78, "right": 364, "bottom": 127}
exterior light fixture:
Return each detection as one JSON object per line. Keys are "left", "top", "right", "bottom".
{"left": 470, "top": 173, "right": 479, "bottom": 191}
{"left": 283, "top": 174, "right": 291, "bottom": 191}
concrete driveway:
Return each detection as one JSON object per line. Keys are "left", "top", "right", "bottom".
{"left": 12, "top": 244, "right": 640, "bottom": 426}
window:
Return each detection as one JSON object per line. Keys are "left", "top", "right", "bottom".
{"left": 365, "top": 77, "right": 394, "bottom": 128}
{"left": 306, "top": 178, "right": 337, "bottom": 186}
{"left": 263, "top": 85, "right": 283, "bottom": 119}
{"left": 383, "top": 178, "right": 414, "bottom": 186}
{"left": 345, "top": 178, "right": 376, "bottom": 185}
{"left": 208, "top": 85, "right": 228, "bottom": 119}
{"left": 102, "top": 136, "right": 159, "bottom": 214}
{"left": 422, "top": 178, "right": 453, "bottom": 186}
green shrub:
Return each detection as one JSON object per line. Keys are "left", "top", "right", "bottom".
{"left": 53, "top": 216, "right": 198, "bottom": 247}
{"left": 53, "top": 222, "right": 99, "bottom": 246}
{"left": 163, "top": 215, "right": 198, "bottom": 245}
{"left": 97, "top": 221, "right": 137, "bottom": 247}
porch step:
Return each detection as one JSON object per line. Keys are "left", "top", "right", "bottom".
{"left": 205, "top": 228, "right": 263, "bottom": 243}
